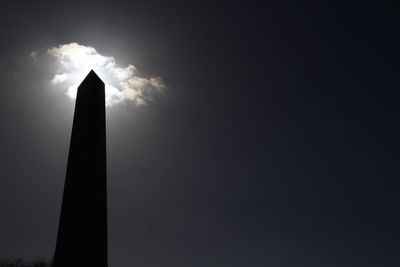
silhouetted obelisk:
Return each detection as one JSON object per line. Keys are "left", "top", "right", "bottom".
{"left": 53, "top": 70, "right": 107, "bottom": 267}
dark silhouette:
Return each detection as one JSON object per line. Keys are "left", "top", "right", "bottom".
{"left": 53, "top": 71, "right": 107, "bottom": 267}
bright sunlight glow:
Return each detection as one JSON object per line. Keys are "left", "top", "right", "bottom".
{"left": 47, "top": 43, "right": 164, "bottom": 106}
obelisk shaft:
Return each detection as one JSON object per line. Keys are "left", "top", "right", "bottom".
{"left": 53, "top": 70, "right": 107, "bottom": 267}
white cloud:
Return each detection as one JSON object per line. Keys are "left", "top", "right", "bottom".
{"left": 47, "top": 42, "right": 164, "bottom": 106}
{"left": 51, "top": 73, "right": 68, "bottom": 84}
{"left": 30, "top": 51, "right": 38, "bottom": 60}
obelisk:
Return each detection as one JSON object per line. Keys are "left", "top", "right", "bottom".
{"left": 53, "top": 70, "right": 107, "bottom": 267}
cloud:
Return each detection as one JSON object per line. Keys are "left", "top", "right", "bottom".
{"left": 51, "top": 73, "right": 68, "bottom": 84}
{"left": 30, "top": 51, "right": 38, "bottom": 60}
{"left": 47, "top": 42, "right": 164, "bottom": 106}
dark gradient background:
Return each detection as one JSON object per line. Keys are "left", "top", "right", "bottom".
{"left": 0, "top": 1, "right": 399, "bottom": 266}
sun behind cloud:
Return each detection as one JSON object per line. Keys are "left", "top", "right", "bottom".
{"left": 47, "top": 42, "right": 164, "bottom": 106}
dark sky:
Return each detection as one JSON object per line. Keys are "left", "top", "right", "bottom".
{"left": 0, "top": 1, "right": 399, "bottom": 266}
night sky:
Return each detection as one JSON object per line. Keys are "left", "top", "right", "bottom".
{"left": 0, "top": 1, "right": 399, "bottom": 266}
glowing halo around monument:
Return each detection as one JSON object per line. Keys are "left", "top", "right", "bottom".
{"left": 48, "top": 42, "right": 165, "bottom": 106}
